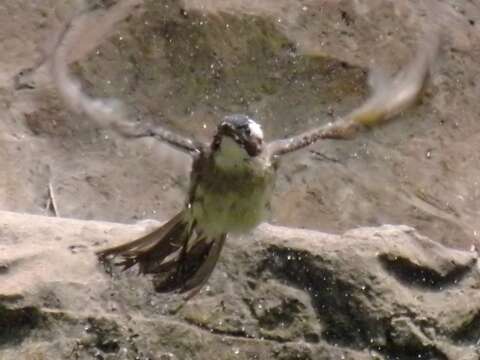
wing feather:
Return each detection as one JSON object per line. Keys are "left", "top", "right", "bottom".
{"left": 49, "top": 3, "right": 206, "bottom": 154}
{"left": 267, "top": 32, "right": 440, "bottom": 158}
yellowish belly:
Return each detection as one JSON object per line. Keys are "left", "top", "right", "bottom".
{"left": 191, "top": 161, "right": 274, "bottom": 237}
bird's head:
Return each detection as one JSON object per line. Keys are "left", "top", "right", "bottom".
{"left": 212, "top": 114, "right": 264, "bottom": 157}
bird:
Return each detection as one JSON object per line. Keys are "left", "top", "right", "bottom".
{"left": 97, "top": 113, "right": 275, "bottom": 296}
{"left": 35, "top": 3, "right": 439, "bottom": 298}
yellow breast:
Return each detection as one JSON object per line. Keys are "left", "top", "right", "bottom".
{"left": 191, "top": 153, "right": 274, "bottom": 237}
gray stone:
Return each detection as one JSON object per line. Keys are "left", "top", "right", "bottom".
{"left": 1, "top": 0, "right": 480, "bottom": 359}
{"left": 0, "top": 211, "right": 479, "bottom": 359}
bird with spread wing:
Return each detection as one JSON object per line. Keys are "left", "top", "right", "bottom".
{"left": 38, "top": 2, "right": 439, "bottom": 298}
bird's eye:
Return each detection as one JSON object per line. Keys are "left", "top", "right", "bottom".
{"left": 238, "top": 124, "right": 250, "bottom": 136}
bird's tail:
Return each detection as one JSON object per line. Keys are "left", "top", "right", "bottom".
{"left": 96, "top": 211, "right": 226, "bottom": 298}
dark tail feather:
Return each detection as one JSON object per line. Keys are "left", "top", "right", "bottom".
{"left": 96, "top": 211, "right": 189, "bottom": 274}
{"left": 181, "top": 234, "right": 226, "bottom": 298}
{"left": 153, "top": 234, "right": 227, "bottom": 298}
{"left": 96, "top": 212, "right": 186, "bottom": 262}
{"left": 97, "top": 212, "right": 227, "bottom": 297}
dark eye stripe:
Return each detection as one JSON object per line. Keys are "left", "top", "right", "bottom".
{"left": 242, "top": 125, "right": 251, "bottom": 135}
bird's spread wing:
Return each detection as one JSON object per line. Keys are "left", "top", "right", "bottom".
{"left": 266, "top": 32, "right": 440, "bottom": 158}
{"left": 48, "top": 3, "right": 206, "bottom": 154}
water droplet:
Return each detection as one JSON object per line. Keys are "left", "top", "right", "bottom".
{"left": 302, "top": 6, "right": 308, "bottom": 11}
{"left": 233, "top": 347, "right": 240, "bottom": 355}
{"left": 159, "top": 353, "right": 175, "bottom": 360}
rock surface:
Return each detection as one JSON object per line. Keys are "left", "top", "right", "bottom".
{"left": 1, "top": 0, "right": 480, "bottom": 359}
{"left": 0, "top": 211, "right": 479, "bottom": 359}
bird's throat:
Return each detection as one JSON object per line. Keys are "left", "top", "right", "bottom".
{"left": 213, "top": 137, "right": 250, "bottom": 172}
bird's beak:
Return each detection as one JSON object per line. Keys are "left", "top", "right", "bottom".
{"left": 244, "top": 136, "right": 263, "bottom": 157}
{"left": 217, "top": 122, "right": 263, "bottom": 156}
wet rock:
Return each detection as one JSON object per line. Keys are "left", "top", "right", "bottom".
{"left": 1, "top": 0, "right": 480, "bottom": 359}
{"left": 0, "top": 211, "right": 479, "bottom": 359}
